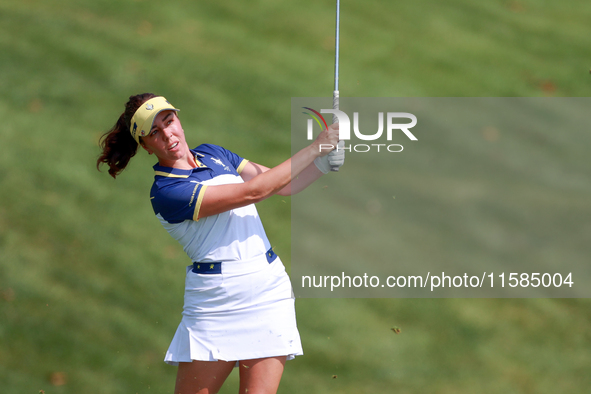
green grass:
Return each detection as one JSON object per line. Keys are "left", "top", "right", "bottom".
{"left": 1, "top": 0, "right": 591, "bottom": 393}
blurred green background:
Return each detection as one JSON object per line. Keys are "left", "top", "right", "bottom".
{"left": 1, "top": 0, "right": 590, "bottom": 393}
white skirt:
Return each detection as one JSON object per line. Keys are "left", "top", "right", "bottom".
{"left": 164, "top": 252, "right": 303, "bottom": 365}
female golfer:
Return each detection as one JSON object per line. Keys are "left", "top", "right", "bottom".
{"left": 96, "top": 93, "right": 342, "bottom": 394}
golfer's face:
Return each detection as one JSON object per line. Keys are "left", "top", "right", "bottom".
{"left": 141, "top": 111, "right": 189, "bottom": 164}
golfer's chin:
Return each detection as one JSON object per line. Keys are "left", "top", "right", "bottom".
{"left": 157, "top": 147, "right": 195, "bottom": 168}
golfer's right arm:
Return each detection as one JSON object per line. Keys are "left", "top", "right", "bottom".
{"left": 197, "top": 126, "right": 338, "bottom": 219}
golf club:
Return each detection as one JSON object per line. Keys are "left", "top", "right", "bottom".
{"left": 330, "top": 0, "right": 341, "bottom": 172}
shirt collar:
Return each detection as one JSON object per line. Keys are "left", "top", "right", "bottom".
{"left": 153, "top": 150, "right": 207, "bottom": 178}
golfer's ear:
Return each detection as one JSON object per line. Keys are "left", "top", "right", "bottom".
{"left": 139, "top": 140, "right": 153, "bottom": 155}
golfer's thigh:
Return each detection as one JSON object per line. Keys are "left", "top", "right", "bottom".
{"left": 174, "top": 360, "right": 234, "bottom": 394}
{"left": 238, "top": 356, "right": 287, "bottom": 394}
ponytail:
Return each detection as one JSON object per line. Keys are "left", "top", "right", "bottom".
{"left": 96, "top": 93, "right": 157, "bottom": 178}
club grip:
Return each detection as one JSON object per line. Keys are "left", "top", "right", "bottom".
{"left": 330, "top": 90, "right": 340, "bottom": 172}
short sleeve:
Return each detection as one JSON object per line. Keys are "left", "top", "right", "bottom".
{"left": 151, "top": 180, "right": 208, "bottom": 223}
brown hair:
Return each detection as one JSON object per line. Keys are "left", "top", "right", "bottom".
{"left": 96, "top": 93, "right": 157, "bottom": 178}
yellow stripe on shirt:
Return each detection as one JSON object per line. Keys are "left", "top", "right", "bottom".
{"left": 236, "top": 159, "right": 249, "bottom": 174}
{"left": 193, "top": 184, "right": 208, "bottom": 221}
{"left": 154, "top": 171, "right": 190, "bottom": 178}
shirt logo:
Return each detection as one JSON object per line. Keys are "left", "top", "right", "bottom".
{"left": 211, "top": 157, "right": 231, "bottom": 172}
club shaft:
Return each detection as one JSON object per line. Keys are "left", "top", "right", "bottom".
{"left": 334, "top": 0, "right": 340, "bottom": 94}
{"left": 333, "top": 0, "right": 340, "bottom": 123}
{"left": 331, "top": 0, "right": 340, "bottom": 172}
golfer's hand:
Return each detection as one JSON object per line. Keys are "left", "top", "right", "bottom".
{"left": 328, "top": 140, "right": 345, "bottom": 168}
{"left": 313, "top": 123, "right": 339, "bottom": 154}
{"left": 313, "top": 123, "right": 343, "bottom": 173}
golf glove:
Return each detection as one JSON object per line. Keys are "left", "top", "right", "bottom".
{"left": 314, "top": 140, "right": 345, "bottom": 173}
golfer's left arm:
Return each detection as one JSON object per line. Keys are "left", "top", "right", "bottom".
{"left": 240, "top": 123, "right": 343, "bottom": 195}
{"left": 240, "top": 161, "right": 324, "bottom": 196}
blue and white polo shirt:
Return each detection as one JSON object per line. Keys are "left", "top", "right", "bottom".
{"left": 150, "top": 144, "right": 272, "bottom": 263}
